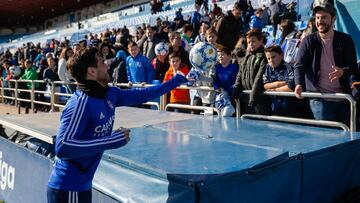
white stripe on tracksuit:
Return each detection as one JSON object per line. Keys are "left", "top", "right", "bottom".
{"left": 68, "top": 191, "right": 78, "bottom": 203}
{"left": 61, "top": 92, "right": 127, "bottom": 147}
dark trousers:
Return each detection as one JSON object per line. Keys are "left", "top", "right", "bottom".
{"left": 47, "top": 187, "right": 92, "bottom": 203}
{"left": 239, "top": 95, "right": 272, "bottom": 116}
{"left": 309, "top": 98, "right": 350, "bottom": 126}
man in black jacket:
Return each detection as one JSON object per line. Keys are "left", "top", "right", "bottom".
{"left": 215, "top": 2, "right": 244, "bottom": 50}
{"left": 294, "top": 2, "right": 357, "bottom": 124}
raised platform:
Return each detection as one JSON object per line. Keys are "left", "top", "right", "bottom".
{"left": 0, "top": 107, "right": 359, "bottom": 202}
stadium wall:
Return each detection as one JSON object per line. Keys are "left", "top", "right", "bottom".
{"left": 336, "top": 0, "right": 360, "bottom": 60}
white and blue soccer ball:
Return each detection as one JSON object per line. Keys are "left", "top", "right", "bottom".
{"left": 154, "top": 42, "right": 169, "bottom": 56}
{"left": 9, "top": 66, "right": 22, "bottom": 77}
{"left": 189, "top": 42, "right": 217, "bottom": 72}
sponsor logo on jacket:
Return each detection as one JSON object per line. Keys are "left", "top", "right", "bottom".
{"left": 93, "top": 115, "right": 115, "bottom": 137}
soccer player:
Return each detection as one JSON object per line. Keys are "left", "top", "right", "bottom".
{"left": 47, "top": 47, "right": 187, "bottom": 202}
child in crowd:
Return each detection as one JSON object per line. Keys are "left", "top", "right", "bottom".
{"left": 163, "top": 53, "right": 190, "bottom": 111}
{"left": 152, "top": 42, "right": 170, "bottom": 82}
{"left": 214, "top": 47, "right": 239, "bottom": 97}
{"left": 232, "top": 29, "right": 271, "bottom": 115}
{"left": 194, "top": 22, "right": 210, "bottom": 44}
{"left": 181, "top": 24, "right": 193, "bottom": 52}
{"left": 249, "top": 8, "right": 264, "bottom": 30}
{"left": 263, "top": 45, "right": 309, "bottom": 117}
{"left": 206, "top": 27, "right": 222, "bottom": 50}
{"left": 263, "top": 45, "right": 294, "bottom": 116}
{"left": 126, "top": 41, "right": 155, "bottom": 87}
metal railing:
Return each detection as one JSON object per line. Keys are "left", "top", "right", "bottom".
{"left": 0, "top": 79, "right": 219, "bottom": 114}
{"left": 114, "top": 83, "right": 219, "bottom": 113}
{"left": 0, "top": 79, "right": 74, "bottom": 112}
{"left": 238, "top": 90, "right": 357, "bottom": 132}
{"left": 2, "top": 79, "right": 355, "bottom": 131}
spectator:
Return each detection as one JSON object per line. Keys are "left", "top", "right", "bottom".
{"left": 278, "top": 19, "right": 299, "bottom": 65}
{"left": 150, "top": 0, "right": 163, "bottom": 14}
{"left": 158, "top": 21, "right": 171, "bottom": 43}
{"left": 300, "top": 17, "right": 317, "bottom": 40}
{"left": 163, "top": 53, "right": 190, "bottom": 111}
{"left": 155, "top": 17, "right": 163, "bottom": 33}
{"left": 294, "top": 2, "right": 357, "bottom": 125}
{"left": 168, "top": 32, "right": 191, "bottom": 68}
{"left": 284, "top": 1, "right": 298, "bottom": 22}
{"left": 58, "top": 47, "right": 75, "bottom": 94}
{"left": 268, "top": 0, "right": 286, "bottom": 38}
{"left": 214, "top": 46, "right": 239, "bottom": 97}
{"left": 181, "top": 24, "right": 193, "bottom": 52}
{"left": 261, "top": 4, "right": 270, "bottom": 26}
{"left": 206, "top": 27, "right": 222, "bottom": 49}
{"left": 99, "top": 42, "right": 115, "bottom": 60}
{"left": 126, "top": 41, "right": 155, "bottom": 87}
{"left": 152, "top": 42, "right": 170, "bottom": 81}
{"left": 232, "top": 29, "right": 271, "bottom": 115}
{"left": 278, "top": 19, "right": 297, "bottom": 50}
{"left": 191, "top": 4, "right": 202, "bottom": 37}
{"left": 72, "top": 43, "right": 81, "bottom": 54}
{"left": 215, "top": 2, "right": 244, "bottom": 50}
{"left": 165, "top": 3, "right": 171, "bottom": 11}
{"left": 175, "top": 8, "right": 183, "bottom": 21}
{"left": 20, "top": 60, "right": 39, "bottom": 111}
{"left": 91, "top": 34, "right": 101, "bottom": 47}
{"left": 192, "top": 40, "right": 217, "bottom": 110}
{"left": 135, "top": 27, "right": 145, "bottom": 44}
{"left": 1, "top": 60, "right": 13, "bottom": 104}
{"left": 111, "top": 50, "right": 128, "bottom": 84}
{"left": 142, "top": 26, "right": 160, "bottom": 61}
{"left": 44, "top": 57, "right": 61, "bottom": 111}
{"left": 172, "top": 17, "right": 186, "bottom": 31}
{"left": 263, "top": 45, "right": 300, "bottom": 117}
{"left": 212, "top": 3, "right": 223, "bottom": 17}
{"left": 58, "top": 47, "right": 74, "bottom": 83}
{"left": 36, "top": 59, "right": 48, "bottom": 106}
{"left": 249, "top": 9, "right": 264, "bottom": 30}
{"left": 194, "top": 22, "right": 210, "bottom": 44}
{"left": 232, "top": 35, "right": 247, "bottom": 64}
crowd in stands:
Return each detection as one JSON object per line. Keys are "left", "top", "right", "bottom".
{"left": 0, "top": 0, "right": 358, "bottom": 127}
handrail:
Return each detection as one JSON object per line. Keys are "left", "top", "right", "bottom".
{"left": 240, "top": 90, "right": 357, "bottom": 132}
{"left": 1, "top": 79, "right": 217, "bottom": 115}
{"left": 241, "top": 114, "right": 350, "bottom": 131}
{"left": 0, "top": 79, "right": 356, "bottom": 131}
{"left": 165, "top": 103, "right": 220, "bottom": 115}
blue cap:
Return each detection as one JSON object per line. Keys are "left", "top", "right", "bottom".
{"left": 116, "top": 50, "right": 127, "bottom": 61}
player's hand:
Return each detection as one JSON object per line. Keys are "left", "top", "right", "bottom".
{"left": 118, "top": 127, "right": 130, "bottom": 142}
{"left": 128, "top": 82, "right": 133, "bottom": 87}
{"left": 294, "top": 84, "right": 303, "bottom": 99}
{"left": 329, "top": 65, "right": 344, "bottom": 82}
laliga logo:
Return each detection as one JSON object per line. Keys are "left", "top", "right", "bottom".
{"left": 0, "top": 151, "right": 15, "bottom": 191}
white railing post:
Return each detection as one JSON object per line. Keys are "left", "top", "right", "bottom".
{"left": 14, "top": 80, "right": 19, "bottom": 107}
{"left": 0, "top": 80, "right": 4, "bottom": 103}
{"left": 50, "top": 82, "right": 55, "bottom": 112}
{"left": 31, "top": 80, "right": 35, "bottom": 112}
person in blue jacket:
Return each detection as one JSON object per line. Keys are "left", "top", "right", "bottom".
{"left": 249, "top": 8, "right": 264, "bottom": 30}
{"left": 126, "top": 41, "right": 155, "bottom": 87}
{"left": 47, "top": 47, "right": 187, "bottom": 203}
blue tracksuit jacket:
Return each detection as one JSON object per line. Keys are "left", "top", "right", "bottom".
{"left": 48, "top": 74, "right": 187, "bottom": 191}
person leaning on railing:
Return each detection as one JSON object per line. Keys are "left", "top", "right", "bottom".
{"left": 232, "top": 29, "right": 271, "bottom": 115}
{"left": 294, "top": 2, "right": 358, "bottom": 125}
{"left": 19, "top": 59, "right": 38, "bottom": 111}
